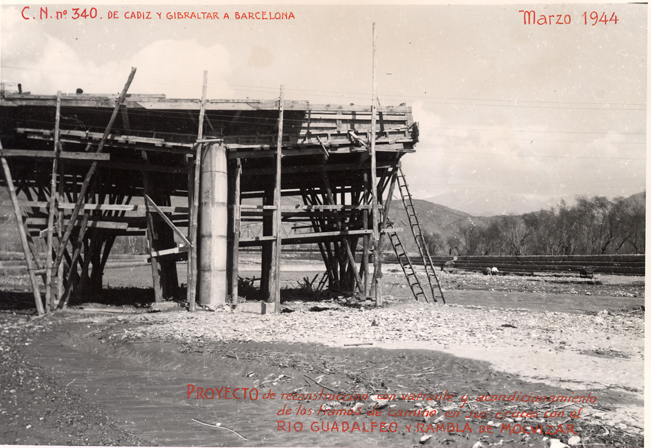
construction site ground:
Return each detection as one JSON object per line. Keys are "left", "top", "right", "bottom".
{"left": 0, "top": 257, "right": 645, "bottom": 447}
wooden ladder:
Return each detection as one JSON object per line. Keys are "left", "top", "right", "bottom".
{"left": 385, "top": 223, "right": 429, "bottom": 303}
{"left": 396, "top": 167, "right": 446, "bottom": 304}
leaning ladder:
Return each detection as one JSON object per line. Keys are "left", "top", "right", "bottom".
{"left": 396, "top": 167, "right": 446, "bottom": 304}
{"left": 385, "top": 223, "right": 429, "bottom": 303}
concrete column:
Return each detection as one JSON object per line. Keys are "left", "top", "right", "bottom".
{"left": 198, "top": 143, "right": 228, "bottom": 307}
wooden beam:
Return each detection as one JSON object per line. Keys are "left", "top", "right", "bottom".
{"left": 4, "top": 94, "right": 413, "bottom": 114}
{"left": 240, "top": 229, "right": 372, "bottom": 244}
{"left": 0, "top": 149, "right": 110, "bottom": 161}
{"left": 18, "top": 127, "right": 194, "bottom": 153}
{"left": 243, "top": 161, "right": 394, "bottom": 177}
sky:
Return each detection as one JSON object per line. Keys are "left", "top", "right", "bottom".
{"left": 1, "top": 2, "right": 646, "bottom": 216}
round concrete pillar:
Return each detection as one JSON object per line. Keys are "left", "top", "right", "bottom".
{"left": 198, "top": 144, "right": 228, "bottom": 307}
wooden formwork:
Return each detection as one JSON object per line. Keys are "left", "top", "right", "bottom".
{"left": 0, "top": 70, "right": 418, "bottom": 314}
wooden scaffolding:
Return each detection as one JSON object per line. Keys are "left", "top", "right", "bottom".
{"left": 0, "top": 69, "right": 419, "bottom": 315}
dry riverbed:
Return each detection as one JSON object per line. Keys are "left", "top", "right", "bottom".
{"left": 0, "top": 268, "right": 645, "bottom": 447}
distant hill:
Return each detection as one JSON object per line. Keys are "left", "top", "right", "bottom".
{"left": 423, "top": 190, "right": 562, "bottom": 217}
{"left": 626, "top": 191, "right": 646, "bottom": 207}
{"left": 385, "top": 198, "right": 489, "bottom": 254}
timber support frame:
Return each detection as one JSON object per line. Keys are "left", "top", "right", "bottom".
{"left": 0, "top": 69, "right": 419, "bottom": 314}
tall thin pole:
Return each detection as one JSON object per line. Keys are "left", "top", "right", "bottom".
{"left": 273, "top": 85, "right": 284, "bottom": 313}
{"left": 187, "top": 70, "right": 208, "bottom": 312}
{"left": 45, "top": 91, "right": 62, "bottom": 312}
{"left": 370, "top": 23, "right": 381, "bottom": 306}
{"left": 1, "top": 155, "right": 44, "bottom": 315}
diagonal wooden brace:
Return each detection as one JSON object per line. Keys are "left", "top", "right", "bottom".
{"left": 53, "top": 68, "right": 137, "bottom": 277}
{"left": 143, "top": 194, "right": 192, "bottom": 248}
{"left": 0, "top": 155, "right": 45, "bottom": 315}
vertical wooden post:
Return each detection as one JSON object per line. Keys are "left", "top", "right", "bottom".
{"left": 187, "top": 144, "right": 202, "bottom": 311}
{"left": 187, "top": 70, "right": 208, "bottom": 311}
{"left": 370, "top": 23, "right": 382, "bottom": 306}
{"left": 362, "top": 172, "right": 370, "bottom": 297}
{"left": 272, "top": 85, "right": 284, "bottom": 313}
{"left": 1, "top": 156, "right": 44, "bottom": 315}
{"left": 143, "top": 169, "right": 162, "bottom": 301}
{"left": 227, "top": 159, "right": 242, "bottom": 303}
{"left": 45, "top": 91, "right": 62, "bottom": 312}
{"left": 56, "top": 163, "right": 65, "bottom": 303}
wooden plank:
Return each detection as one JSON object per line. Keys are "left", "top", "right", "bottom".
{"left": 309, "top": 113, "right": 407, "bottom": 121}
{"left": 226, "top": 144, "right": 409, "bottom": 160}
{"left": 27, "top": 217, "right": 129, "bottom": 229}
{"left": 1, "top": 155, "right": 44, "bottom": 315}
{"left": 239, "top": 205, "right": 278, "bottom": 210}
{"left": 149, "top": 245, "right": 189, "bottom": 259}
{"left": 282, "top": 204, "right": 373, "bottom": 210}
{"left": 0, "top": 149, "right": 110, "bottom": 161}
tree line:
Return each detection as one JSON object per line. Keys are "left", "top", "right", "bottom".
{"left": 424, "top": 194, "right": 645, "bottom": 256}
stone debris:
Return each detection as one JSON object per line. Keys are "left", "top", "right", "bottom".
{"left": 548, "top": 438, "right": 569, "bottom": 448}
{"left": 567, "top": 436, "right": 581, "bottom": 446}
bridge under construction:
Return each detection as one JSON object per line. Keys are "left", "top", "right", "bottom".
{"left": 0, "top": 68, "right": 444, "bottom": 315}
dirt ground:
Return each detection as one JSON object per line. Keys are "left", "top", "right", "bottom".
{"left": 0, "top": 261, "right": 645, "bottom": 447}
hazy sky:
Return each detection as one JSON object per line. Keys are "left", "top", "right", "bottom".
{"left": 1, "top": 3, "right": 646, "bottom": 215}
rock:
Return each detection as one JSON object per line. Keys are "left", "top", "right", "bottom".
{"left": 472, "top": 442, "right": 484, "bottom": 448}
{"left": 568, "top": 436, "right": 581, "bottom": 446}
{"left": 150, "top": 302, "right": 181, "bottom": 312}
{"left": 548, "top": 439, "right": 568, "bottom": 448}
{"left": 419, "top": 434, "right": 432, "bottom": 444}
